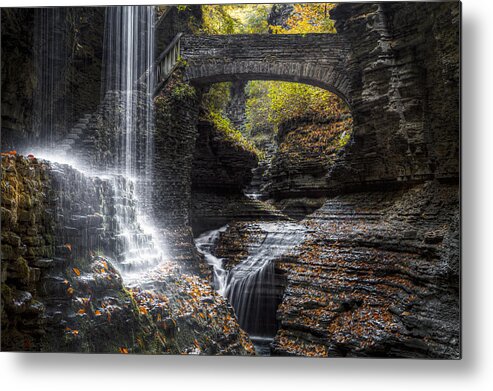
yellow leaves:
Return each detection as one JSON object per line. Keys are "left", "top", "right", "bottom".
{"left": 271, "top": 3, "right": 336, "bottom": 35}
{"left": 119, "top": 347, "right": 129, "bottom": 354}
{"left": 72, "top": 267, "right": 80, "bottom": 276}
{"left": 67, "top": 287, "right": 74, "bottom": 295}
{"left": 245, "top": 80, "right": 351, "bottom": 141}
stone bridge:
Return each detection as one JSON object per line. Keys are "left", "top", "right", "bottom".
{"left": 157, "top": 2, "right": 459, "bottom": 196}
{"left": 180, "top": 34, "right": 352, "bottom": 104}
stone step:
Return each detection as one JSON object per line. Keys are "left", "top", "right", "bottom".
{"left": 70, "top": 127, "right": 84, "bottom": 134}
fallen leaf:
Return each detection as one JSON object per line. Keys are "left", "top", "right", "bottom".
{"left": 139, "top": 306, "right": 148, "bottom": 315}
{"left": 72, "top": 267, "right": 81, "bottom": 276}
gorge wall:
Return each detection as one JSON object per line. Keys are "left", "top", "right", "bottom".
{"left": 190, "top": 119, "right": 285, "bottom": 235}
{"left": 1, "top": 8, "right": 105, "bottom": 150}
{"left": 327, "top": 2, "right": 460, "bottom": 194}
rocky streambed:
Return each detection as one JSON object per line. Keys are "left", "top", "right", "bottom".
{"left": 195, "top": 182, "right": 460, "bottom": 358}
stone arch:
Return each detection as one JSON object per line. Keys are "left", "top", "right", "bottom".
{"left": 183, "top": 60, "right": 352, "bottom": 107}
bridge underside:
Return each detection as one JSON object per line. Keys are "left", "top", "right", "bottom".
{"left": 183, "top": 62, "right": 352, "bottom": 106}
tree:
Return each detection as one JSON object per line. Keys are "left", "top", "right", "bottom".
{"left": 270, "top": 3, "right": 337, "bottom": 34}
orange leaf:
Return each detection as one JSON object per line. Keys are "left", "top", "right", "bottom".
{"left": 67, "top": 287, "right": 74, "bottom": 295}
{"left": 65, "top": 243, "right": 72, "bottom": 252}
{"left": 119, "top": 347, "right": 129, "bottom": 354}
{"left": 72, "top": 267, "right": 80, "bottom": 276}
{"left": 77, "top": 309, "right": 86, "bottom": 314}
{"left": 139, "top": 306, "right": 148, "bottom": 315}
{"left": 94, "top": 310, "right": 102, "bottom": 316}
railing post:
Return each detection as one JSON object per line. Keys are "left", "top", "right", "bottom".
{"left": 151, "top": 33, "right": 183, "bottom": 95}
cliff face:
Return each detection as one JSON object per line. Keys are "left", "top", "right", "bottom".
{"left": 273, "top": 182, "right": 459, "bottom": 358}
{"left": 266, "top": 115, "right": 352, "bottom": 219}
{"left": 327, "top": 2, "right": 460, "bottom": 193}
{"left": 1, "top": 8, "right": 105, "bottom": 150}
{"left": 192, "top": 120, "right": 258, "bottom": 195}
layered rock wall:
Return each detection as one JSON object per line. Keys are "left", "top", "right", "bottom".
{"left": 272, "top": 182, "right": 459, "bottom": 358}
{"left": 190, "top": 120, "right": 286, "bottom": 235}
{"left": 327, "top": 2, "right": 460, "bottom": 193}
{"left": 1, "top": 8, "right": 105, "bottom": 150}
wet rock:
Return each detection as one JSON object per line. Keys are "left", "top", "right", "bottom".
{"left": 271, "top": 182, "right": 460, "bottom": 358}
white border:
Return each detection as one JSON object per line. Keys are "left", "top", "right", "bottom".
{"left": 1, "top": 1, "right": 492, "bottom": 390}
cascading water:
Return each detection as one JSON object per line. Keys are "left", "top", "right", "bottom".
{"left": 29, "top": 6, "right": 165, "bottom": 278}
{"left": 99, "top": 5, "right": 165, "bottom": 276}
{"left": 196, "top": 222, "right": 307, "bottom": 353}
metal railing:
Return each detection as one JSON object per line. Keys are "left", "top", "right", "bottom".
{"left": 154, "top": 33, "right": 183, "bottom": 94}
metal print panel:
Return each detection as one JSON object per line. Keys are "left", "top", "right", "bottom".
{"left": 0, "top": 2, "right": 460, "bottom": 358}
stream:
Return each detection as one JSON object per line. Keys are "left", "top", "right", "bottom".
{"left": 195, "top": 222, "right": 307, "bottom": 355}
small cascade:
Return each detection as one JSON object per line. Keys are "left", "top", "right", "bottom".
{"left": 196, "top": 222, "right": 307, "bottom": 344}
{"left": 195, "top": 226, "right": 229, "bottom": 294}
{"left": 108, "top": 175, "right": 164, "bottom": 276}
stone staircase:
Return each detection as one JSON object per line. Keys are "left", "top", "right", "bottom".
{"left": 55, "top": 113, "right": 96, "bottom": 163}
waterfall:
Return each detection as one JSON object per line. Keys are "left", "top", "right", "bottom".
{"left": 102, "top": 6, "right": 156, "bottom": 210}
{"left": 28, "top": 6, "right": 164, "bottom": 278}
{"left": 32, "top": 8, "right": 69, "bottom": 147}
{"left": 98, "top": 6, "right": 165, "bottom": 276}
{"left": 196, "top": 222, "right": 306, "bottom": 338}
